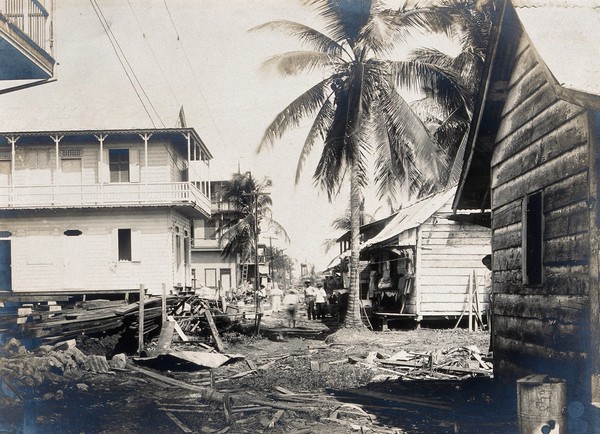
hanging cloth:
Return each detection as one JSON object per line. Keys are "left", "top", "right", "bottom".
{"left": 378, "top": 261, "right": 392, "bottom": 289}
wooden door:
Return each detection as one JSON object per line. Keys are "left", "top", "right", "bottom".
{"left": 62, "top": 235, "right": 84, "bottom": 290}
{"left": 0, "top": 240, "right": 11, "bottom": 291}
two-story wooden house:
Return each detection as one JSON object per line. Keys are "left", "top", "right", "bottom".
{"left": 0, "top": 128, "right": 212, "bottom": 297}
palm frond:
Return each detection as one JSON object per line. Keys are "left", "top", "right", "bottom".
{"left": 261, "top": 51, "right": 341, "bottom": 76}
{"left": 390, "top": 59, "right": 469, "bottom": 117}
{"left": 250, "top": 20, "right": 344, "bottom": 55}
{"left": 295, "top": 98, "right": 335, "bottom": 184}
{"left": 303, "top": 0, "right": 373, "bottom": 46}
{"left": 257, "top": 78, "right": 331, "bottom": 152}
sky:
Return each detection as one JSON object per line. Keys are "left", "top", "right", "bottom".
{"left": 0, "top": 0, "right": 455, "bottom": 272}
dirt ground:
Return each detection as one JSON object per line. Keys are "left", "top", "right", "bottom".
{"left": 0, "top": 309, "right": 519, "bottom": 434}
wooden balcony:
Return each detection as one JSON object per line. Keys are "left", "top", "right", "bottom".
{"left": 0, "top": 0, "right": 54, "bottom": 79}
{"left": 0, "top": 182, "right": 211, "bottom": 217}
{"left": 191, "top": 237, "right": 220, "bottom": 250}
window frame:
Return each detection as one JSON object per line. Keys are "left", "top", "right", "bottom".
{"left": 522, "top": 191, "right": 544, "bottom": 286}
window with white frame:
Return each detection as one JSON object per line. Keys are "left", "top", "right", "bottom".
{"left": 109, "top": 149, "right": 130, "bottom": 182}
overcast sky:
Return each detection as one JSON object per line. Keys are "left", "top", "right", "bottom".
{"left": 0, "top": 0, "right": 455, "bottom": 271}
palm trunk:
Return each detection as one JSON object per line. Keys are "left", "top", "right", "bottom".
{"left": 343, "top": 159, "right": 365, "bottom": 328}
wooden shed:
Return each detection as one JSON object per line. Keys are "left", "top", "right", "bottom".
{"left": 454, "top": 0, "right": 600, "bottom": 413}
{"left": 362, "top": 187, "right": 491, "bottom": 328}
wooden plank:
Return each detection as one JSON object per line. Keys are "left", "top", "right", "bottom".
{"left": 493, "top": 223, "right": 522, "bottom": 250}
{"left": 154, "top": 319, "right": 176, "bottom": 354}
{"left": 503, "top": 56, "right": 548, "bottom": 116}
{"left": 544, "top": 202, "right": 589, "bottom": 239}
{"left": 493, "top": 247, "right": 522, "bottom": 272}
{"left": 492, "top": 99, "right": 585, "bottom": 167}
{"left": 493, "top": 115, "right": 588, "bottom": 187}
{"left": 493, "top": 145, "right": 588, "bottom": 210}
{"left": 204, "top": 308, "right": 225, "bottom": 353}
{"left": 495, "top": 315, "right": 584, "bottom": 353}
{"left": 170, "top": 316, "right": 190, "bottom": 342}
{"left": 164, "top": 411, "right": 193, "bottom": 433}
{"left": 494, "top": 293, "right": 587, "bottom": 323}
{"left": 544, "top": 234, "right": 590, "bottom": 264}
{"left": 544, "top": 171, "right": 589, "bottom": 213}
{"left": 496, "top": 81, "right": 558, "bottom": 144}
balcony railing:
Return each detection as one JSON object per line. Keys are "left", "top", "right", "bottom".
{"left": 191, "top": 237, "right": 220, "bottom": 249}
{"left": 0, "top": 0, "right": 52, "bottom": 53}
{"left": 0, "top": 182, "right": 211, "bottom": 212}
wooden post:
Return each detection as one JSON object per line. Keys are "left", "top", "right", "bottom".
{"left": 468, "top": 272, "right": 473, "bottom": 332}
{"left": 204, "top": 308, "right": 225, "bottom": 352}
{"left": 138, "top": 284, "right": 145, "bottom": 354}
{"left": 161, "top": 283, "right": 167, "bottom": 325}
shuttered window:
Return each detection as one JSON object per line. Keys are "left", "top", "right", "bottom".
{"left": 109, "top": 149, "right": 129, "bottom": 183}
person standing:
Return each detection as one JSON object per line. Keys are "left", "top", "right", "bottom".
{"left": 303, "top": 279, "right": 317, "bottom": 320}
{"left": 282, "top": 289, "right": 299, "bottom": 328}
{"left": 270, "top": 281, "right": 283, "bottom": 313}
{"left": 315, "top": 282, "right": 327, "bottom": 320}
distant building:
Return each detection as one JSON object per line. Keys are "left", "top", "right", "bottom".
{"left": 0, "top": 128, "right": 212, "bottom": 297}
{"left": 0, "top": 0, "right": 55, "bottom": 80}
{"left": 191, "top": 181, "right": 239, "bottom": 296}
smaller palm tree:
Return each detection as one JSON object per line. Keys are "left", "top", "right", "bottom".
{"left": 217, "top": 172, "right": 288, "bottom": 264}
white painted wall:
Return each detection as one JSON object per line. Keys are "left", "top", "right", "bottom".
{"left": 0, "top": 207, "right": 193, "bottom": 295}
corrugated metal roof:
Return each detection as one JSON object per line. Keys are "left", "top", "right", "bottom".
{"left": 363, "top": 187, "right": 456, "bottom": 249}
{"left": 513, "top": 1, "right": 600, "bottom": 95}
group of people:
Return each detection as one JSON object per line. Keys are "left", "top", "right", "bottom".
{"left": 275, "top": 279, "right": 329, "bottom": 328}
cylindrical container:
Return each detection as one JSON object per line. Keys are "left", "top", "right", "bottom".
{"left": 517, "top": 375, "right": 567, "bottom": 434}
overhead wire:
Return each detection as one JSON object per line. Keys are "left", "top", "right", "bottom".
{"left": 161, "top": 0, "right": 228, "bottom": 151}
{"left": 89, "top": 0, "right": 165, "bottom": 128}
{"left": 126, "top": 0, "right": 181, "bottom": 111}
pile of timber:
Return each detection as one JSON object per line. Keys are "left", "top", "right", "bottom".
{"left": 345, "top": 345, "right": 493, "bottom": 380}
{"left": 0, "top": 294, "right": 234, "bottom": 346}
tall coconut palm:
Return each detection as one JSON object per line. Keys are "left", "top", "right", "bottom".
{"left": 254, "top": 0, "right": 470, "bottom": 328}
{"left": 217, "top": 172, "right": 288, "bottom": 265}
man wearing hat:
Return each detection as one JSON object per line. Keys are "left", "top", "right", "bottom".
{"left": 303, "top": 279, "right": 317, "bottom": 320}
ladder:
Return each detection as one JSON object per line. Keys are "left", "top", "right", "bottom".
{"left": 241, "top": 263, "right": 249, "bottom": 283}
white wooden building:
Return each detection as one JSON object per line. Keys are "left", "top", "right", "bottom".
{"left": 362, "top": 188, "right": 491, "bottom": 326}
{"left": 0, "top": 128, "right": 212, "bottom": 297}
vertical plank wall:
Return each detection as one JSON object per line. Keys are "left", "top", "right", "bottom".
{"left": 490, "top": 35, "right": 591, "bottom": 388}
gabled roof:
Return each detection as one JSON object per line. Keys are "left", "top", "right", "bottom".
{"left": 453, "top": 0, "right": 600, "bottom": 211}
{"left": 363, "top": 187, "right": 457, "bottom": 249}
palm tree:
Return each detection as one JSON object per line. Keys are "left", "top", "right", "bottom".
{"left": 254, "top": 0, "right": 475, "bottom": 328}
{"left": 217, "top": 172, "right": 288, "bottom": 266}
{"left": 405, "top": 0, "right": 493, "bottom": 186}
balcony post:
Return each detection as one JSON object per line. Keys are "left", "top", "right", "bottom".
{"left": 7, "top": 136, "right": 19, "bottom": 207}
{"left": 50, "top": 134, "right": 63, "bottom": 204}
{"left": 184, "top": 131, "right": 191, "bottom": 201}
{"left": 21, "top": 0, "right": 29, "bottom": 36}
{"left": 138, "top": 132, "right": 151, "bottom": 187}
{"left": 95, "top": 134, "right": 107, "bottom": 203}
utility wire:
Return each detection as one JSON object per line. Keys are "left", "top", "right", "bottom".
{"left": 89, "top": 0, "right": 165, "bottom": 128}
{"left": 126, "top": 0, "right": 181, "bottom": 111}
{"left": 161, "top": 0, "right": 227, "bottom": 150}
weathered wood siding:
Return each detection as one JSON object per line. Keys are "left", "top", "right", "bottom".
{"left": 490, "top": 36, "right": 591, "bottom": 384}
{"left": 0, "top": 207, "right": 191, "bottom": 295}
{"left": 406, "top": 198, "right": 491, "bottom": 317}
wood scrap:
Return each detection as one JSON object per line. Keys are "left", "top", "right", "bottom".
{"left": 203, "top": 306, "right": 225, "bottom": 352}
{"left": 268, "top": 410, "right": 285, "bottom": 428}
{"left": 163, "top": 411, "right": 193, "bottom": 433}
